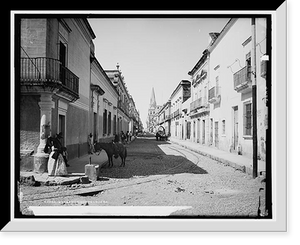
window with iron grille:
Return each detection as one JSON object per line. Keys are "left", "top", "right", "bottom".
{"left": 113, "top": 115, "right": 116, "bottom": 134}
{"left": 186, "top": 122, "right": 191, "bottom": 139}
{"left": 244, "top": 102, "right": 252, "bottom": 136}
{"left": 103, "top": 109, "right": 107, "bottom": 135}
{"left": 108, "top": 111, "right": 111, "bottom": 135}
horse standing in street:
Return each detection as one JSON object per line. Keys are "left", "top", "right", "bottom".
{"left": 93, "top": 141, "right": 127, "bottom": 168}
{"left": 113, "top": 142, "right": 127, "bottom": 167}
{"left": 93, "top": 142, "right": 117, "bottom": 168}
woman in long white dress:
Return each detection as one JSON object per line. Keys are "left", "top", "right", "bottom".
{"left": 44, "top": 134, "right": 68, "bottom": 176}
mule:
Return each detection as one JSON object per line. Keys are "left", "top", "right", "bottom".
{"left": 93, "top": 142, "right": 118, "bottom": 168}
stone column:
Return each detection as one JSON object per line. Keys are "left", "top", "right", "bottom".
{"left": 34, "top": 93, "right": 54, "bottom": 173}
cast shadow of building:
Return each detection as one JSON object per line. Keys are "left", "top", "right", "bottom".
{"left": 99, "top": 138, "right": 208, "bottom": 179}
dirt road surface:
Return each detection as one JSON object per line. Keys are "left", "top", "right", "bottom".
{"left": 19, "top": 137, "right": 266, "bottom": 217}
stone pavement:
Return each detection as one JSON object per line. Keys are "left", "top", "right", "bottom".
{"left": 169, "top": 137, "right": 266, "bottom": 176}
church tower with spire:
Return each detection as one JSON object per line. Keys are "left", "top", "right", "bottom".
{"left": 146, "top": 87, "right": 161, "bottom": 133}
{"left": 149, "top": 87, "right": 157, "bottom": 109}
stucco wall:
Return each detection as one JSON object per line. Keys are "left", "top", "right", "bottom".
{"left": 208, "top": 18, "right": 267, "bottom": 158}
{"left": 20, "top": 95, "right": 40, "bottom": 152}
{"left": 64, "top": 19, "right": 92, "bottom": 106}
{"left": 66, "top": 104, "right": 89, "bottom": 159}
{"left": 21, "top": 19, "right": 47, "bottom": 57}
{"left": 91, "top": 61, "right": 118, "bottom": 141}
{"left": 208, "top": 18, "right": 252, "bottom": 156}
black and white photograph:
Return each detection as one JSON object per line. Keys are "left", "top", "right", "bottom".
{"left": 4, "top": 3, "right": 288, "bottom": 233}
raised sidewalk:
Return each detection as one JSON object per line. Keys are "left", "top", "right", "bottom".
{"left": 20, "top": 151, "right": 109, "bottom": 185}
{"left": 20, "top": 138, "right": 136, "bottom": 185}
{"left": 169, "top": 137, "right": 266, "bottom": 176}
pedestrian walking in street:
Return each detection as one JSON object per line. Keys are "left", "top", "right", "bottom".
{"left": 121, "top": 131, "right": 126, "bottom": 144}
{"left": 126, "top": 131, "right": 129, "bottom": 143}
{"left": 129, "top": 131, "right": 132, "bottom": 141}
{"left": 88, "top": 133, "right": 95, "bottom": 154}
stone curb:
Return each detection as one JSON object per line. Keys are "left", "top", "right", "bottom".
{"left": 169, "top": 140, "right": 253, "bottom": 175}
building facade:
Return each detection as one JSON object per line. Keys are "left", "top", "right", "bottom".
{"left": 19, "top": 18, "right": 142, "bottom": 172}
{"left": 169, "top": 80, "right": 191, "bottom": 140}
{"left": 207, "top": 18, "right": 267, "bottom": 159}
{"left": 128, "top": 95, "right": 140, "bottom": 135}
{"left": 157, "top": 100, "right": 171, "bottom": 136}
{"left": 20, "top": 18, "right": 97, "bottom": 171}
{"left": 153, "top": 18, "right": 267, "bottom": 162}
{"left": 106, "top": 65, "right": 131, "bottom": 135}
{"left": 90, "top": 55, "right": 119, "bottom": 143}
{"left": 188, "top": 49, "right": 210, "bottom": 145}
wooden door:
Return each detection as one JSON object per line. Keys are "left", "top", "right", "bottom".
{"left": 202, "top": 119, "right": 205, "bottom": 144}
{"left": 58, "top": 114, "right": 65, "bottom": 146}
{"left": 93, "top": 112, "right": 97, "bottom": 141}
{"left": 210, "top": 118, "right": 213, "bottom": 144}
{"left": 215, "top": 121, "right": 219, "bottom": 148}
{"left": 233, "top": 106, "right": 239, "bottom": 150}
{"left": 193, "top": 121, "right": 196, "bottom": 142}
{"left": 197, "top": 119, "right": 200, "bottom": 143}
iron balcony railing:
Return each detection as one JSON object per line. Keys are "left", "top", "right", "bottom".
{"left": 233, "top": 66, "right": 251, "bottom": 88}
{"left": 118, "top": 100, "right": 129, "bottom": 115}
{"left": 190, "top": 97, "right": 202, "bottom": 111}
{"left": 261, "top": 60, "right": 267, "bottom": 78}
{"left": 174, "top": 109, "right": 180, "bottom": 118}
{"left": 20, "top": 57, "right": 79, "bottom": 96}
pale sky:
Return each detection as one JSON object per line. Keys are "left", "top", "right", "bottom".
{"left": 88, "top": 18, "right": 229, "bottom": 128}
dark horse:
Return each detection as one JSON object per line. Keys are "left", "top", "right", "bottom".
{"left": 113, "top": 142, "right": 127, "bottom": 167}
{"left": 93, "top": 142, "right": 118, "bottom": 168}
{"left": 93, "top": 142, "right": 127, "bottom": 167}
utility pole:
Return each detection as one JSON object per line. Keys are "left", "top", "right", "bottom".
{"left": 251, "top": 18, "right": 258, "bottom": 178}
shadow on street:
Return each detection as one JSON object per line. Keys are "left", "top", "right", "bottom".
{"left": 99, "top": 137, "right": 208, "bottom": 179}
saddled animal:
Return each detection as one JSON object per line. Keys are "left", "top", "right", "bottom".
{"left": 113, "top": 142, "right": 127, "bottom": 167}
{"left": 93, "top": 142, "right": 118, "bottom": 168}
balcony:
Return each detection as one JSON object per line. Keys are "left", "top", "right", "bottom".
{"left": 192, "top": 70, "right": 207, "bottom": 87}
{"left": 117, "top": 100, "right": 129, "bottom": 116}
{"left": 173, "top": 109, "right": 180, "bottom": 118}
{"left": 190, "top": 97, "right": 202, "bottom": 112}
{"left": 233, "top": 66, "right": 252, "bottom": 93}
{"left": 190, "top": 97, "right": 210, "bottom": 118}
{"left": 20, "top": 57, "right": 79, "bottom": 102}
{"left": 261, "top": 60, "right": 267, "bottom": 79}
{"left": 208, "top": 86, "right": 221, "bottom": 104}
{"left": 165, "top": 114, "right": 171, "bottom": 120}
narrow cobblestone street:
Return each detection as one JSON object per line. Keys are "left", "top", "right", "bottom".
{"left": 20, "top": 136, "right": 265, "bottom": 217}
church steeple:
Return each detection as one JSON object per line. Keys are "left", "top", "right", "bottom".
{"left": 149, "top": 87, "right": 157, "bottom": 108}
